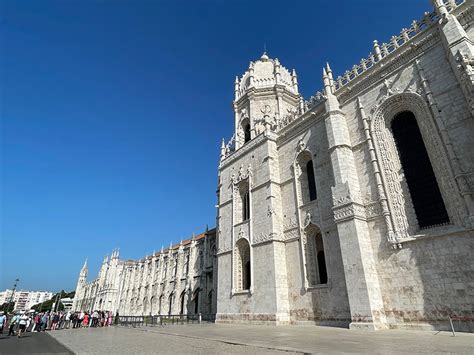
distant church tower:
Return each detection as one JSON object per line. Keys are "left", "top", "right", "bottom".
{"left": 72, "top": 259, "right": 88, "bottom": 311}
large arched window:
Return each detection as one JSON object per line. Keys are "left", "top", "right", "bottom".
{"left": 235, "top": 238, "right": 251, "bottom": 291}
{"left": 179, "top": 291, "right": 186, "bottom": 315}
{"left": 305, "top": 225, "right": 327, "bottom": 286}
{"left": 193, "top": 289, "right": 201, "bottom": 314}
{"left": 391, "top": 111, "right": 449, "bottom": 228}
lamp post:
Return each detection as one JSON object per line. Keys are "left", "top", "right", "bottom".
{"left": 7, "top": 279, "right": 19, "bottom": 314}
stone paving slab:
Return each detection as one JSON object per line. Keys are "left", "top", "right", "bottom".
{"left": 48, "top": 326, "right": 298, "bottom": 354}
{"left": 49, "top": 324, "right": 474, "bottom": 354}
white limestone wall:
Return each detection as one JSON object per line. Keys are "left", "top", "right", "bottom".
{"left": 338, "top": 34, "right": 474, "bottom": 329}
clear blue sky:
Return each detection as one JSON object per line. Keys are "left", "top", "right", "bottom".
{"left": 1, "top": 0, "right": 431, "bottom": 292}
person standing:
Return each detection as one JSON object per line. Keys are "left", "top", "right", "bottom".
{"left": 0, "top": 311, "right": 6, "bottom": 334}
{"left": 18, "top": 313, "right": 28, "bottom": 338}
{"left": 0, "top": 311, "right": 7, "bottom": 334}
{"left": 8, "top": 313, "right": 19, "bottom": 336}
{"left": 41, "top": 312, "right": 49, "bottom": 331}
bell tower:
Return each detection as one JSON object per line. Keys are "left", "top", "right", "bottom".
{"left": 232, "top": 52, "right": 303, "bottom": 149}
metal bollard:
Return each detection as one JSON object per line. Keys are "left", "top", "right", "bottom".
{"left": 448, "top": 316, "right": 456, "bottom": 337}
{"left": 198, "top": 313, "right": 202, "bottom": 324}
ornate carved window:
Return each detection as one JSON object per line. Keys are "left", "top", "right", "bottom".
{"left": 234, "top": 238, "right": 251, "bottom": 291}
{"left": 391, "top": 111, "right": 449, "bottom": 229}
{"left": 371, "top": 93, "right": 464, "bottom": 244}
{"left": 305, "top": 224, "right": 327, "bottom": 286}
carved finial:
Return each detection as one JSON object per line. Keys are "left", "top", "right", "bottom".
{"left": 220, "top": 138, "right": 226, "bottom": 159}
{"left": 431, "top": 0, "right": 449, "bottom": 21}
{"left": 373, "top": 40, "right": 382, "bottom": 61}
{"left": 161, "top": 245, "right": 164, "bottom": 253}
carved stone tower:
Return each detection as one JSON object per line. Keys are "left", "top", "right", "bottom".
{"left": 232, "top": 52, "right": 302, "bottom": 149}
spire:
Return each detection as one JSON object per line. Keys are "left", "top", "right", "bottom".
{"left": 323, "top": 67, "right": 340, "bottom": 111}
{"left": 326, "top": 62, "right": 334, "bottom": 90}
{"left": 82, "top": 258, "right": 88, "bottom": 270}
{"left": 234, "top": 76, "right": 240, "bottom": 99}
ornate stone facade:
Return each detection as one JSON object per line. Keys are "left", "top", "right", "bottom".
{"left": 72, "top": 0, "right": 474, "bottom": 332}
{"left": 72, "top": 229, "right": 217, "bottom": 318}
{"left": 217, "top": 0, "right": 474, "bottom": 331}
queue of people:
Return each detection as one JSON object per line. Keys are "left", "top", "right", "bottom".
{"left": 0, "top": 309, "right": 116, "bottom": 337}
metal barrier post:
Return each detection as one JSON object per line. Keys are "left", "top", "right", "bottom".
{"left": 199, "top": 313, "right": 202, "bottom": 324}
{"left": 448, "top": 316, "right": 456, "bottom": 337}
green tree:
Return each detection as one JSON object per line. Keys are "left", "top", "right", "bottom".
{"left": 30, "top": 290, "right": 76, "bottom": 312}
{"left": 0, "top": 301, "right": 15, "bottom": 313}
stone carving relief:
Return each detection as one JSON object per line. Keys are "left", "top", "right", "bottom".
{"left": 230, "top": 164, "right": 252, "bottom": 187}
{"left": 267, "top": 205, "right": 275, "bottom": 217}
{"left": 252, "top": 232, "right": 282, "bottom": 245}
{"left": 283, "top": 216, "right": 298, "bottom": 231}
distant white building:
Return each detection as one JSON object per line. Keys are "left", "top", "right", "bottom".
{"left": 60, "top": 297, "right": 74, "bottom": 312}
{"left": 0, "top": 289, "right": 54, "bottom": 311}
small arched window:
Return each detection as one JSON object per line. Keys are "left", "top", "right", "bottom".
{"left": 242, "top": 190, "right": 250, "bottom": 221}
{"left": 158, "top": 295, "right": 163, "bottom": 315}
{"left": 297, "top": 152, "right": 317, "bottom": 204}
{"left": 238, "top": 180, "right": 250, "bottom": 222}
{"left": 391, "top": 111, "right": 449, "bottom": 228}
{"left": 168, "top": 293, "right": 174, "bottom": 315}
{"left": 235, "top": 238, "right": 251, "bottom": 291}
{"left": 243, "top": 122, "right": 251, "bottom": 143}
{"left": 306, "top": 160, "right": 317, "bottom": 201}
{"left": 305, "top": 225, "right": 327, "bottom": 286}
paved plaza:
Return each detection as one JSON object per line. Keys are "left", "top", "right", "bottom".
{"left": 48, "top": 324, "right": 474, "bottom": 354}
